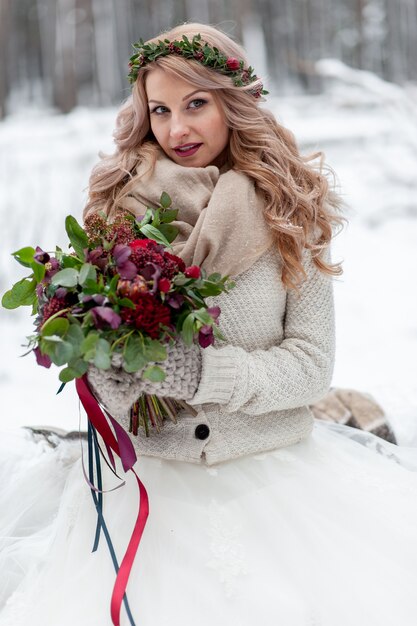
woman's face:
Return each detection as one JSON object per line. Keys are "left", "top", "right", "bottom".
{"left": 145, "top": 68, "right": 230, "bottom": 168}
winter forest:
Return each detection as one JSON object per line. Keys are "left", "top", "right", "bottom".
{"left": 0, "top": 1, "right": 416, "bottom": 445}
{"left": 1, "top": 0, "right": 417, "bottom": 116}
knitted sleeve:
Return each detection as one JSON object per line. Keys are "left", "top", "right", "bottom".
{"left": 187, "top": 246, "right": 335, "bottom": 415}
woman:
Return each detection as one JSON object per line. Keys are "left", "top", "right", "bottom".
{"left": 2, "top": 22, "right": 417, "bottom": 626}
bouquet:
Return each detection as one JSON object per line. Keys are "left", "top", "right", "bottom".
{"left": 2, "top": 193, "right": 235, "bottom": 435}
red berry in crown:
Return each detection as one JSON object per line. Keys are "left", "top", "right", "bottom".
{"left": 226, "top": 57, "right": 240, "bottom": 71}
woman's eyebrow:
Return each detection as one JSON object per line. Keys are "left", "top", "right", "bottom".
{"left": 148, "top": 89, "right": 208, "bottom": 104}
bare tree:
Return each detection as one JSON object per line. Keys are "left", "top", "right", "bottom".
{"left": 0, "top": 0, "right": 11, "bottom": 119}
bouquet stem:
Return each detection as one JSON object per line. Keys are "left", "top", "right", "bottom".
{"left": 129, "top": 395, "right": 197, "bottom": 437}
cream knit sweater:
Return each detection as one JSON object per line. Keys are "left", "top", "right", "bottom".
{"left": 113, "top": 244, "right": 335, "bottom": 466}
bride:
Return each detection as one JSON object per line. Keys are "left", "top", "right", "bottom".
{"left": 1, "top": 22, "right": 417, "bottom": 626}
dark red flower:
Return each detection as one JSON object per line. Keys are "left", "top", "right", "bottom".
{"left": 165, "top": 293, "right": 185, "bottom": 310}
{"left": 34, "top": 246, "right": 50, "bottom": 265}
{"left": 158, "top": 277, "right": 171, "bottom": 293}
{"left": 130, "top": 239, "right": 153, "bottom": 250}
{"left": 86, "top": 247, "right": 108, "bottom": 272}
{"left": 164, "top": 252, "right": 186, "bottom": 274}
{"left": 91, "top": 306, "right": 122, "bottom": 330}
{"left": 226, "top": 57, "right": 240, "bottom": 71}
{"left": 198, "top": 324, "right": 214, "bottom": 348}
{"left": 113, "top": 244, "right": 137, "bottom": 280}
{"left": 207, "top": 306, "right": 221, "bottom": 322}
{"left": 107, "top": 221, "right": 136, "bottom": 247}
{"left": 130, "top": 245, "right": 184, "bottom": 280}
{"left": 34, "top": 346, "right": 52, "bottom": 369}
{"left": 184, "top": 265, "right": 201, "bottom": 279}
{"left": 120, "top": 293, "right": 172, "bottom": 339}
{"left": 42, "top": 297, "right": 68, "bottom": 323}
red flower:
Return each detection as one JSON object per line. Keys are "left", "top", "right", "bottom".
{"left": 129, "top": 239, "right": 155, "bottom": 250}
{"left": 42, "top": 297, "right": 68, "bottom": 323}
{"left": 120, "top": 293, "right": 172, "bottom": 339}
{"left": 158, "top": 278, "right": 171, "bottom": 293}
{"left": 164, "top": 252, "right": 186, "bottom": 274}
{"left": 226, "top": 57, "right": 240, "bottom": 71}
{"left": 184, "top": 265, "right": 201, "bottom": 279}
{"left": 130, "top": 245, "right": 185, "bottom": 280}
{"left": 198, "top": 325, "right": 215, "bottom": 348}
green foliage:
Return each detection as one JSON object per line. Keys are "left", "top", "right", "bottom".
{"left": 3, "top": 205, "right": 235, "bottom": 387}
{"left": 142, "top": 365, "right": 165, "bottom": 382}
{"left": 2, "top": 278, "right": 36, "bottom": 309}
{"left": 12, "top": 247, "right": 36, "bottom": 268}
{"left": 65, "top": 215, "right": 89, "bottom": 260}
{"left": 51, "top": 268, "right": 79, "bottom": 288}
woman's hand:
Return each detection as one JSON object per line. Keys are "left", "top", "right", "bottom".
{"left": 87, "top": 339, "right": 202, "bottom": 418}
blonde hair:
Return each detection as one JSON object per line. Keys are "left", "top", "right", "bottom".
{"left": 84, "top": 22, "right": 345, "bottom": 289}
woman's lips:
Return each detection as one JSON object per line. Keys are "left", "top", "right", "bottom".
{"left": 173, "top": 143, "right": 202, "bottom": 157}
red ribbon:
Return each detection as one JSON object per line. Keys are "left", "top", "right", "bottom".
{"left": 76, "top": 375, "right": 149, "bottom": 626}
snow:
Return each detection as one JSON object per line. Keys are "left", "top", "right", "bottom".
{"left": 1, "top": 62, "right": 416, "bottom": 444}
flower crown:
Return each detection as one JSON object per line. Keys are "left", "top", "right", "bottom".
{"left": 128, "top": 33, "right": 268, "bottom": 98}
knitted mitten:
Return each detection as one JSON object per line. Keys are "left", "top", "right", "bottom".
{"left": 310, "top": 387, "right": 397, "bottom": 444}
{"left": 87, "top": 339, "right": 202, "bottom": 418}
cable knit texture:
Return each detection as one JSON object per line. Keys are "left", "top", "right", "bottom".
{"left": 87, "top": 339, "right": 202, "bottom": 417}
{"left": 88, "top": 244, "right": 335, "bottom": 466}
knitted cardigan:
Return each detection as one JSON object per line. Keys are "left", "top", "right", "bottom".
{"left": 113, "top": 244, "right": 335, "bottom": 466}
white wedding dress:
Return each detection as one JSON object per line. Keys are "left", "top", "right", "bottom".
{"left": 1, "top": 419, "right": 417, "bottom": 626}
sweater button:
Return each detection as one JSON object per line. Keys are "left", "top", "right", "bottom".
{"left": 194, "top": 424, "right": 210, "bottom": 440}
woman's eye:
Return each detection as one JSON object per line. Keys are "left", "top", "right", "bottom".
{"left": 151, "top": 105, "right": 168, "bottom": 115}
{"left": 188, "top": 98, "right": 207, "bottom": 109}
{"left": 150, "top": 99, "right": 207, "bottom": 115}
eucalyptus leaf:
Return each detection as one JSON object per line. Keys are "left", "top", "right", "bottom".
{"left": 143, "top": 339, "right": 167, "bottom": 362}
{"left": 51, "top": 268, "right": 79, "bottom": 288}
{"left": 124, "top": 335, "right": 148, "bottom": 372}
{"left": 54, "top": 341, "right": 74, "bottom": 366}
{"left": 142, "top": 365, "right": 166, "bottom": 382}
{"left": 79, "top": 263, "right": 97, "bottom": 285}
{"left": 65, "top": 324, "right": 84, "bottom": 358}
{"left": 81, "top": 332, "right": 100, "bottom": 356}
{"left": 59, "top": 367, "right": 77, "bottom": 383}
{"left": 93, "top": 338, "right": 111, "bottom": 369}
{"left": 41, "top": 317, "right": 69, "bottom": 337}
{"left": 67, "top": 357, "right": 88, "bottom": 377}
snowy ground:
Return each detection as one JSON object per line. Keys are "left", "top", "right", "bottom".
{"left": 1, "top": 64, "right": 416, "bottom": 444}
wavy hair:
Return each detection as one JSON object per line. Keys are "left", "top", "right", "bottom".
{"left": 84, "top": 22, "right": 346, "bottom": 289}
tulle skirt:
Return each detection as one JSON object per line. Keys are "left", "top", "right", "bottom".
{"left": 1, "top": 420, "right": 417, "bottom": 626}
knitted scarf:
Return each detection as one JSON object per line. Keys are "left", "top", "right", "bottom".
{"left": 119, "top": 147, "right": 273, "bottom": 278}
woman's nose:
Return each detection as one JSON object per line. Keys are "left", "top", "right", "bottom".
{"left": 169, "top": 114, "right": 190, "bottom": 141}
